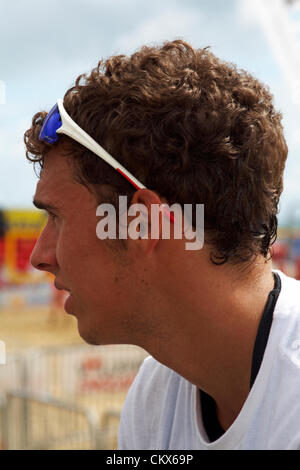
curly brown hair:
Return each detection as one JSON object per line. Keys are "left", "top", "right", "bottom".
{"left": 24, "top": 39, "right": 288, "bottom": 265}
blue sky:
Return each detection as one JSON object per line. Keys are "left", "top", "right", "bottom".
{"left": 0, "top": 0, "right": 299, "bottom": 226}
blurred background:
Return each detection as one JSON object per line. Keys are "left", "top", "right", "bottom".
{"left": 0, "top": 0, "right": 300, "bottom": 450}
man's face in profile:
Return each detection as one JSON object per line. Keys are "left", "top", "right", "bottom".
{"left": 30, "top": 147, "right": 138, "bottom": 345}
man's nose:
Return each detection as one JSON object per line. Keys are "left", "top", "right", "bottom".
{"left": 30, "top": 224, "right": 58, "bottom": 274}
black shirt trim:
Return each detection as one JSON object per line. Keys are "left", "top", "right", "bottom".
{"left": 200, "top": 272, "right": 281, "bottom": 442}
{"left": 249, "top": 272, "right": 281, "bottom": 388}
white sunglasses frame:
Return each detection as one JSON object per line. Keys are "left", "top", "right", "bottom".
{"left": 56, "top": 98, "right": 146, "bottom": 191}
{"left": 55, "top": 99, "right": 174, "bottom": 223}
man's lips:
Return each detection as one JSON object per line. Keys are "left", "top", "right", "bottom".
{"left": 53, "top": 280, "right": 74, "bottom": 315}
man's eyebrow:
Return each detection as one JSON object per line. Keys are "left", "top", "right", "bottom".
{"left": 32, "top": 198, "right": 60, "bottom": 213}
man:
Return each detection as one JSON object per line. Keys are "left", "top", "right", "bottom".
{"left": 24, "top": 40, "right": 300, "bottom": 449}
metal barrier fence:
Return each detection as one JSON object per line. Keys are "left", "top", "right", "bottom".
{"left": 1, "top": 391, "right": 100, "bottom": 450}
{"left": 0, "top": 344, "right": 147, "bottom": 449}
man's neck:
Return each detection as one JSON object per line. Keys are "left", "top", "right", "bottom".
{"left": 145, "top": 253, "right": 275, "bottom": 431}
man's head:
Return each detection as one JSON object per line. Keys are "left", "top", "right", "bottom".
{"left": 25, "top": 39, "right": 288, "bottom": 264}
{"left": 25, "top": 40, "right": 288, "bottom": 344}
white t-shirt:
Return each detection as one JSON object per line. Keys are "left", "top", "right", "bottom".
{"left": 118, "top": 270, "right": 300, "bottom": 450}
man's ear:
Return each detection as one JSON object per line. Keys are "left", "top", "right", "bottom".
{"left": 126, "top": 189, "right": 165, "bottom": 255}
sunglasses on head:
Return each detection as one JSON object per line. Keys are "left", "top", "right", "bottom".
{"left": 39, "top": 99, "right": 174, "bottom": 223}
{"left": 39, "top": 99, "right": 145, "bottom": 190}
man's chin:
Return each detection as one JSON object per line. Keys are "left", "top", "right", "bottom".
{"left": 77, "top": 322, "right": 105, "bottom": 346}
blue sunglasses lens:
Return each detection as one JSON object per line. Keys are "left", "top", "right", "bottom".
{"left": 39, "top": 103, "right": 62, "bottom": 144}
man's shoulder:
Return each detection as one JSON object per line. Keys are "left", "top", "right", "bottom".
{"left": 118, "top": 356, "right": 190, "bottom": 449}
{"left": 275, "top": 269, "right": 300, "bottom": 304}
{"left": 274, "top": 270, "right": 300, "bottom": 321}
{"left": 271, "top": 270, "right": 300, "bottom": 371}
{"left": 121, "top": 355, "right": 191, "bottom": 419}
